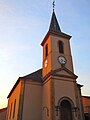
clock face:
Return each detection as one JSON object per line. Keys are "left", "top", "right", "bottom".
{"left": 58, "top": 56, "right": 66, "bottom": 65}
{"left": 44, "top": 59, "right": 48, "bottom": 67}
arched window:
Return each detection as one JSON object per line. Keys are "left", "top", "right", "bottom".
{"left": 58, "top": 41, "right": 64, "bottom": 54}
{"left": 45, "top": 44, "right": 48, "bottom": 57}
{"left": 9, "top": 103, "right": 12, "bottom": 119}
{"left": 13, "top": 99, "right": 16, "bottom": 118}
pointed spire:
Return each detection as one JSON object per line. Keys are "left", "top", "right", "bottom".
{"left": 49, "top": 10, "right": 61, "bottom": 33}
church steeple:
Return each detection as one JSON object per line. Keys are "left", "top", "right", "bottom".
{"left": 49, "top": 11, "right": 61, "bottom": 33}
{"left": 41, "top": 8, "right": 73, "bottom": 77}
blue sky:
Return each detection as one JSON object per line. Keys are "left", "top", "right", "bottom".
{"left": 0, "top": 0, "right": 90, "bottom": 108}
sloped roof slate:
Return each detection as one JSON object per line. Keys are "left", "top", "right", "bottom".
{"left": 21, "top": 68, "right": 43, "bottom": 82}
{"left": 7, "top": 69, "right": 42, "bottom": 98}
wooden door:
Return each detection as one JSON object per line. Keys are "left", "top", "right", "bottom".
{"left": 60, "top": 100, "right": 72, "bottom": 120}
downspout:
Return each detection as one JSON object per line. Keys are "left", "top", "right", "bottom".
{"left": 18, "top": 79, "right": 25, "bottom": 120}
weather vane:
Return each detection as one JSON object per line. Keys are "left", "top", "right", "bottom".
{"left": 52, "top": 0, "right": 55, "bottom": 11}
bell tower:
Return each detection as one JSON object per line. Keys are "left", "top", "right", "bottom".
{"left": 41, "top": 8, "right": 84, "bottom": 120}
{"left": 41, "top": 10, "right": 74, "bottom": 77}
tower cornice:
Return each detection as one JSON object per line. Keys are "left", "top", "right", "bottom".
{"left": 41, "top": 30, "right": 71, "bottom": 46}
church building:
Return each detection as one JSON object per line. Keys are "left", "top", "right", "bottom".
{"left": 6, "top": 8, "right": 84, "bottom": 120}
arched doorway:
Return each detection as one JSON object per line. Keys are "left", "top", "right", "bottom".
{"left": 60, "top": 100, "right": 72, "bottom": 120}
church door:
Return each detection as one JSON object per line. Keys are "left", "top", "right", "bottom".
{"left": 60, "top": 100, "right": 72, "bottom": 120}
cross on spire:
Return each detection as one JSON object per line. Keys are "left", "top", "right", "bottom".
{"left": 52, "top": 0, "right": 55, "bottom": 11}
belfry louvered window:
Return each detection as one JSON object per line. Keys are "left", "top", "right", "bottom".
{"left": 58, "top": 41, "right": 64, "bottom": 54}
{"left": 45, "top": 44, "right": 48, "bottom": 57}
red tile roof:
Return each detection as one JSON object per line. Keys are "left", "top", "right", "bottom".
{"left": 0, "top": 108, "right": 7, "bottom": 113}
